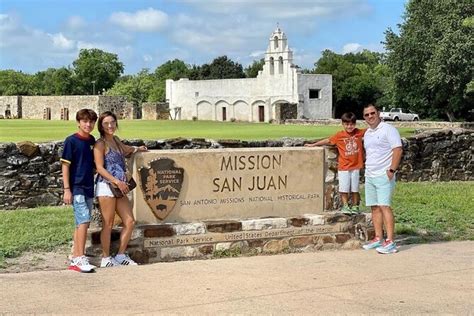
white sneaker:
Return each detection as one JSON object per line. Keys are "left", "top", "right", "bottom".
{"left": 114, "top": 253, "right": 138, "bottom": 266}
{"left": 69, "top": 256, "right": 96, "bottom": 273}
{"left": 100, "top": 256, "right": 120, "bottom": 268}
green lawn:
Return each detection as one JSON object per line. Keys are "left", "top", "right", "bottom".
{"left": 360, "top": 182, "right": 473, "bottom": 240}
{"left": 0, "top": 119, "right": 416, "bottom": 142}
{"left": 0, "top": 206, "right": 73, "bottom": 267}
{"left": 0, "top": 182, "right": 472, "bottom": 267}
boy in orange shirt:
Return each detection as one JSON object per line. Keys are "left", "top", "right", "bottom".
{"left": 305, "top": 112, "right": 366, "bottom": 214}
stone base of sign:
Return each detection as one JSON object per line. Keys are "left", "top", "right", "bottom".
{"left": 85, "top": 212, "right": 374, "bottom": 265}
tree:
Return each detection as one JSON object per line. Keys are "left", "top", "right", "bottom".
{"left": 181, "top": 56, "right": 245, "bottom": 80}
{"left": 312, "top": 50, "right": 389, "bottom": 118}
{"left": 107, "top": 69, "right": 155, "bottom": 106}
{"left": 72, "top": 48, "right": 124, "bottom": 95}
{"left": 51, "top": 67, "right": 75, "bottom": 95}
{"left": 31, "top": 68, "right": 57, "bottom": 95}
{"left": 209, "top": 56, "right": 245, "bottom": 79}
{"left": 152, "top": 59, "right": 190, "bottom": 101}
{"left": 0, "top": 70, "right": 32, "bottom": 95}
{"left": 154, "top": 59, "right": 189, "bottom": 81}
{"left": 245, "top": 59, "right": 264, "bottom": 78}
{"left": 384, "top": 0, "right": 473, "bottom": 121}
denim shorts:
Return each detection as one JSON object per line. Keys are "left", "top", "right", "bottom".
{"left": 72, "top": 195, "right": 93, "bottom": 226}
{"left": 365, "top": 174, "right": 396, "bottom": 206}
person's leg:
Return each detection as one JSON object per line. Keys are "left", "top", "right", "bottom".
{"left": 72, "top": 195, "right": 92, "bottom": 257}
{"left": 362, "top": 176, "right": 384, "bottom": 249}
{"left": 381, "top": 206, "right": 395, "bottom": 241}
{"left": 70, "top": 196, "right": 95, "bottom": 271}
{"left": 340, "top": 192, "right": 349, "bottom": 206}
{"left": 72, "top": 228, "right": 78, "bottom": 257}
{"left": 115, "top": 196, "right": 135, "bottom": 254}
{"left": 74, "top": 223, "right": 90, "bottom": 256}
{"left": 371, "top": 205, "right": 384, "bottom": 239}
{"left": 350, "top": 170, "right": 360, "bottom": 212}
{"left": 352, "top": 192, "right": 360, "bottom": 206}
{"left": 378, "top": 175, "right": 396, "bottom": 241}
{"left": 98, "top": 196, "right": 117, "bottom": 258}
{"left": 338, "top": 171, "right": 351, "bottom": 213}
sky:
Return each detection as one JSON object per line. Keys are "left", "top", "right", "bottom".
{"left": 0, "top": 0, "right": 407, "bottom": 75}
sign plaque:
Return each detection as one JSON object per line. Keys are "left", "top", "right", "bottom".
{"left": 132, "top": 147, "right": 325, "bottom": 223}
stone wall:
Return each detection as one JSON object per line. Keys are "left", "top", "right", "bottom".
{"left": 97, "top": 96, "right": 135, "bottom": 119}
{"left": 0, "top": 129, "right": 472, "bottom": 210}
{"left": 141, "top": 102, "right": 169, "bottom": 120}
{"left": 398, "top": 129, "right": 473, "bottom": 181}
{"left": 85, "top": 213, "right": 371, "bottom": 265}
{"left": 274, "top": 103, "right": 297, "bottom": 123}
{"left": 0, "top": 95, "right": 134, "bottom": 120}
{"left": 286, "top": 119, "right": 474, "bottom": 129}
{"left": 0, "top": 96, "right": 20, "bottom": 119}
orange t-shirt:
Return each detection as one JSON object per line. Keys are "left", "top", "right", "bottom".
{"left": 329, "top": 128, "right": 366, "bottom": 171}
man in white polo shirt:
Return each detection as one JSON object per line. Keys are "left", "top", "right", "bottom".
{"left": 362, "top": 104, "right": 403, "bottom": 254}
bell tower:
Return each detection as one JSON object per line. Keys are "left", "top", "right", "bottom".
{"left": 262, "top": 26, "right": 294, "bottom": 76}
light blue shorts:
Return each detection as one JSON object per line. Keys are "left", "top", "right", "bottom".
{"left": 72, "top": 195, "right": 93, "bottom": 226}
{"left": 365, "top": 174, "right": 396, "bottom": 207}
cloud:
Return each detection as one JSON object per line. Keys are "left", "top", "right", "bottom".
{"left": 342, "top": 43, "right": 362, "bottom": 54}
{"left": 178, "top": 0, "right": 371, "bottom": 19}
{"left": 109, "top": 8, "right": 168, "bottom": 32}
{"left": 341, "top": 42, "right": 385, "bottom": 54}
{"left": 50, "top": 33, "right": 75, "bottom": 50}
{"left": 250, "top": 50, "right": 265, "bottom": 58}
{"left": 66, "top": 16, "right": 86, "bottom": 30}
{"left": 0, "top": 13, "right": 75, "bottom": 53}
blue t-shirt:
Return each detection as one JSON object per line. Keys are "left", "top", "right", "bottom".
{"left": 61, "top": 133, "right": 96, "bottom": 198}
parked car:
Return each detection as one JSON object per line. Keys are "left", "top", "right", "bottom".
{"left": 380, "top": 108, "right": 420, "bottom": 121}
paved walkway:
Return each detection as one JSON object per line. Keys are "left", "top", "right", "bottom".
{"left": 1, "top": 241, "right": 473, "bottom": 314}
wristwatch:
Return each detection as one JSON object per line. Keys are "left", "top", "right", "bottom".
{"left": 389, "top": 168, "right": 397, "bottom": 173}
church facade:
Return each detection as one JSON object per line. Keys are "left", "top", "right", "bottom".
{"left": 166, "top": 27, "right": 332, "bottom": 122}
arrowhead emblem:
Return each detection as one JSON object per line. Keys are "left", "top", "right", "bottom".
{"left": 138, "top": 158, "right": 184, "bottom": 220}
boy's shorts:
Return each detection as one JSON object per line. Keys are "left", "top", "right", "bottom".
{"left": 72, "top": 195, "right": 93, "bottom": 226}
{"left": 365, "top": 174, "right": 396, "bottom": 206}
{"left": 338, "top": 169, "right": 360, "bottom": 193}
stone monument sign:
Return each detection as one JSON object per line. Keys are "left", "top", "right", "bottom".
{"left": 132, "top": 147, "right": 324, "bottom": 223}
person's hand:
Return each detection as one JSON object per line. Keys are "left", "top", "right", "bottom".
{"left": 304, "top": 143, "right": 315, "bottom": 147}
{"left": 137, "top": 145, "right": 148, "bottom": 152}
{"left": 386, "top": 169, "right": 395, "bottom": 180}
{"left": 117, "top": 180, "right": 130, "bottom": 195}
{"left": 63, "top": 189, "right": 72, "bottom": 204}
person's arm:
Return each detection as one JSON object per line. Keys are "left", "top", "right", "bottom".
{"left": 386, "top": 126, "right": 403, "bottom": 180}
{"left": 94, "top": 140, "right": 129, "bottom": 194}
{"left": 304, "top": 138, "right": 331, "bottom": 147}
{"left": 115, "top": 136, "right": 148, "bottom": 157}
{"left": 61, "top": 162, "right": 72, "bottom": 204}
{"left": 387, "top": 146, "right": 403, "bottom": 180}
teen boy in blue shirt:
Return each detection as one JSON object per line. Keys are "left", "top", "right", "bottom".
{"left": 61, "top": 109, "right": 98, "bottom": 272}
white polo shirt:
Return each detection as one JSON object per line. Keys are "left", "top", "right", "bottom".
{"left": 364, "top": 122, "right": 402, "bottom": 177}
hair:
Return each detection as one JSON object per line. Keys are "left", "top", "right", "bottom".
{"left": 97, "top": 111, "right": 119, "bottom": 137}
{"left": 341, "top": 112, "right": 356, "bottom": 123}
{"left": 76, "top": 109, "right": 98, "bottom": 122}
{"left": 363, "top": 103, "right": 380, "bottom": 112}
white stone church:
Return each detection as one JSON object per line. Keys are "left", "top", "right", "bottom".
{"left": 166, "top": 27, "right": 332, "bottom": 122}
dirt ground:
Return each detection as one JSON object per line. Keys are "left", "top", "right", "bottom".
{"left": 0, "top": 245, "right": 71, "bottom": 273}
